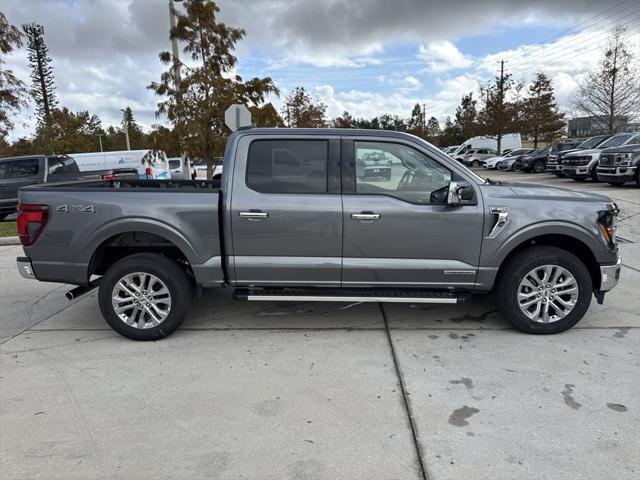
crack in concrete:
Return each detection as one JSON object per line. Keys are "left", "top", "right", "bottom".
{"left": 380, "top": 303, "right": 429, "bottom": 480}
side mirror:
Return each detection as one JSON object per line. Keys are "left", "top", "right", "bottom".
{"left": 447, "top": 181, "right": 475, "bottom": 206}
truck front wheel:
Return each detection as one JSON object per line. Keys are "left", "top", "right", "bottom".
{"left": 495, "top": 246, "right": 592, "bottom": 334}
{"left": 98, "top": 253, "right": 191, "bottom": 340}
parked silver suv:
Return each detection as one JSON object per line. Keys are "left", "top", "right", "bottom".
{"left": 462, "top": 148, "right": 498, "bottom": 167}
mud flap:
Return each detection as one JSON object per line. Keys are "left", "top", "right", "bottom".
{"left": 594, "top": 290, "right": 605, "bottom": 305}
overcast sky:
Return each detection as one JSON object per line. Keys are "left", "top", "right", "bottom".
{"left": 3, "top": 0, "right": 640, "bottom": 140}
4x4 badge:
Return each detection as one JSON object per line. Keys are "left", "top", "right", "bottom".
{"left": 56, "top": 204, "right": 97, "bottom": 214}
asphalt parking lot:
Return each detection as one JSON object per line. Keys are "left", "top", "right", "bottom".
{"left": 1, "top": 170, "right": 638, "bottom": 480}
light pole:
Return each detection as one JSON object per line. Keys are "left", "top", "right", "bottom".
{"left": 97, "top": 133, "right": 104, "bottom": 152}
{"left": 120, "top": 109, "right": 131, "bottom": 151}
{"left": 168, "top": 0, "right": 186, "bottom": 176}
{"left": 168, "top": 0, "right": 182, "bottom": 88}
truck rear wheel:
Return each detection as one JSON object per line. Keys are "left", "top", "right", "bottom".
{"left": 495, "top": 246, "right": 592, "bottom": 334}
{"left": 98, "top": 253, "right": 191, "bottom": 341}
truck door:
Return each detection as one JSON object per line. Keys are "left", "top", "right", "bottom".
{"left": 341, "top": 138, "right": 484, "bottom": 288}
{"left": 230, "top": 135, "right": 342, "bottom": 286}
{"left": 0, "top": 158, "right": 42, "bottom": 214}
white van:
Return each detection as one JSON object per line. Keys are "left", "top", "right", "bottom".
{"left": 452, "top": 134, "right": 521, "bottom": 160}
{"left": 69, "top": 150, "right": 169, "bottom": 179}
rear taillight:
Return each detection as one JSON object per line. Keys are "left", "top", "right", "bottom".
{"left": 100, "top": 173, "right": 116, "bottom": 181}
{"left": 16, "top": 204, "right": 49, "bottom": 246}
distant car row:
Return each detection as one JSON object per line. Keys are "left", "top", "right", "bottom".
{"left": 447, "top": 133, "right": 639, "bottom": 187}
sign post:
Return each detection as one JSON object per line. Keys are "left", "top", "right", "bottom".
{"left": 225, "top": 104, "right": 252, "bottom": 132}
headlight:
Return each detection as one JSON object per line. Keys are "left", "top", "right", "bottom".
{"left": 616, "top": 153, "right": 633, "bottom": 166}
{"left": 598, "top": 209, "right": 618, "bottom": 249}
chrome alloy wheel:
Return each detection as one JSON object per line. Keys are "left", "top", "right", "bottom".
{"left": 517, "top": 264, "right": 579, "bottom": 323}
{"left": 111, "top": 272, "right": 172, "bottom": 328}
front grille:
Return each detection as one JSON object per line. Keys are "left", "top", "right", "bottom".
{"left": 564, "top": 157, "right": 591, "bottom": 166}
{"left": 600, "top": 154, "right": 615, "bottom": 166}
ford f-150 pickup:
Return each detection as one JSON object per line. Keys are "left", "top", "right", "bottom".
{"left": 15, "top": 128, "right": 622, "bottom": 340}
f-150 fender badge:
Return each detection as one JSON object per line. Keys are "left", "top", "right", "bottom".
{"left": 56, "top": 204, "right": 97, "bottom": 214}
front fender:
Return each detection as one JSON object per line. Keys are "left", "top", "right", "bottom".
{"left": 486, "top": 220, "right": 613, "bottom": 267}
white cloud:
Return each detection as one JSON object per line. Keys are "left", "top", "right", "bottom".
{"left": 418, "top": 41, "right": 474, "bottom": 72}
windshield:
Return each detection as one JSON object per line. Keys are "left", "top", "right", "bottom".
{"left": 578, "top": 136, "right": 607, "bottom": 149}
{"left": 536, "top": 145, "right": 551, "bottom": 155}
{"left": 598, "top": 134, "right": 633, "bottom": 149}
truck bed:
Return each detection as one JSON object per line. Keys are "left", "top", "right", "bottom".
{"left": 18, "top": 179, "right": 224, "bottom": 287}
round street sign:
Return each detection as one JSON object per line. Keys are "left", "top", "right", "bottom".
{"left": 225, "top": 104, "right": 252, "bottom": 132}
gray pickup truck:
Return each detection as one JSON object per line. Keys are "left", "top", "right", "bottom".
{"left": 16, "top": 128, "right": 621, "bottom": 340}
{"left": 0, "top": 154, "right": 138, "bottom": 221}
{"left": 596, "top": 144, "right": 640, "bottom": 187}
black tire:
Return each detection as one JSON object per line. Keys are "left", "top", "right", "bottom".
{"left": 512, "top": 163, "right": 523, "bottom": 172}
{"left": 98, "top": 253, "right": 191, "bottom": 340}
{"left": 590, "top": 167, "right": 599, "bottom": 183}
{"left": 472, "top": 160, "right": 480, "bottom": 167}
{"left": 495, "top": 246, "right": 592, "bottom": 334}
{"left": 532, "top": 160, "right": 545, "bottom": 173}
{"left": 635, "top": 167, "right": 640, "bottom": 188}
{"left": 553, "top": 172, "right": 564, "bottom": 177}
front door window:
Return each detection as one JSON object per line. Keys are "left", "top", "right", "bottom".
{"left": 355, "top": 141, "right": 451, "bottom": 205}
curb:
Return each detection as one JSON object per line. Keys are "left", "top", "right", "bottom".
{"left": 0, "top": 236, "right": 20, "bottom": 246}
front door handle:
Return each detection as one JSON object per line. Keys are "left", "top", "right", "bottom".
{"left": 239, "top": 211, "right": 269, "bottom": 219}
{"left": 351, "top": 212, "right": 381, "bottom": 221}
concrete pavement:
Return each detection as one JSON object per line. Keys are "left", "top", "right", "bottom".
{"left": 1, "top": 172, "right": 638, "bottom": 479}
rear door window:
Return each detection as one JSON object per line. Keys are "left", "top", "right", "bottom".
{"left": 246, "top": 140, "right": 328, "bottom": 194}
{"left": 9, "top": 159, "right": 40, "bottom": 178}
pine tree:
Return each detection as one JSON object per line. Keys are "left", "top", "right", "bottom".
{"left": 22, "top": 23, "right": 57, "bottom": 124}
{"left": 523, "top": 73, "right": 565, "bottom": 148}
{"left": 455, "top": 93, "right": 478, "bottom": 140}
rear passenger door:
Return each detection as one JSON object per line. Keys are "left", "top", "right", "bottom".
{"left": 230, "top": 135, "right": 342, "bottom": 286}
{"left": 0, "top": 158, "right": 42, "bottom": 203}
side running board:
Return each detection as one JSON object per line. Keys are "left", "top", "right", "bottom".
{"left": 233, "top": 288, "right": 470, "bottom": 304}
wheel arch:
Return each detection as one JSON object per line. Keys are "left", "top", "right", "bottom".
{"left": 85, "top": 219, "right": 199, "bottom": 280}
{"left": 495, "top": 233, "right": 601, "bottom": 290}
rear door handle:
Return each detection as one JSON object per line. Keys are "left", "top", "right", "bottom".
{"left": 351, "top": 212, "right": 381, "bottom": 221}
{"left": 239, "top": 211, "right": 269, "bottom": 219}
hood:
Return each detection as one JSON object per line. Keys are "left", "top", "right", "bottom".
{"left": 601, "top": 144, "right": 640, "bottom": 154}
{"left": 552, "top": 148, "right": 581, "bottom": 158}
{"left": 564, "top": 148, "right": 601, "bottom": 158}
{"left": 482, "top": 181, "right": 613, "bottom": 204}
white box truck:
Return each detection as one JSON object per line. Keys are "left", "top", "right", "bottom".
{"left": 69, "top": 150, "right": 169, "bottom": 179}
